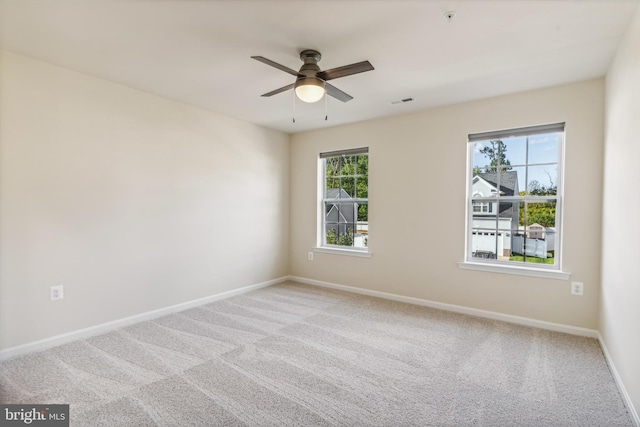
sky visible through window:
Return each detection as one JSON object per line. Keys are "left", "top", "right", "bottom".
{"left": 473, "top": 133, "right": 559, "bottom": 193}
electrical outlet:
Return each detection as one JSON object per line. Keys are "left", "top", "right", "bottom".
{"left": 50, "top": 285, "right": 64, "bottom": 301}
{"left": 571, "top": 282, "right": 584, "bottom": 296}
{"left": 308, "top": 251, "right": 314, "bottom": 261}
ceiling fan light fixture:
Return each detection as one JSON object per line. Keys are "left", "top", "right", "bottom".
{"left": 294, "top": 77, "right": 326, "bottom": 103}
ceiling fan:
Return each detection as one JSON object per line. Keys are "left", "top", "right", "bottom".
{"left": 251, "top": 50, "right": 374, "bottom": 103}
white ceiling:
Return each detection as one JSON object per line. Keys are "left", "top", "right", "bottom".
{"left": 1, "top": 0, "right": 638, "bottom": 134}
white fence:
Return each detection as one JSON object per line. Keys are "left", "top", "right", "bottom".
{"left": 512, "top": 236, "right": 548, "bottom": 258}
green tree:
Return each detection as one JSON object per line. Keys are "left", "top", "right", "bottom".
{"left": 518, "top": 199, "right": 556, "bottom": 228}
{"left": 326, "top": 228, "right": 338, "bottom": 245}
{"left": 527, "top": 178, "right": 557, "bottom": 196}
{"left": 477, "top": 140, "right": 512, "bottom": 173}
{"left": 525, "top": 203, "right": 556, "bottom": 227}
{"left": 339, "top": 228, "right": 354, "bottom": 246}
{"left": 325, "top": 227, "right": 354, "bottom": 246}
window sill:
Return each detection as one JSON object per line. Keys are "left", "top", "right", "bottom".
{"left": 457, "top": 261, "right": 570, "bottom": 280}
{"left": 313, "top": 247, "right": 372, "bottom": 258}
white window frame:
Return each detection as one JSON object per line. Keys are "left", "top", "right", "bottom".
{"left": 314, "top": 147, "right": 371, "bottom": 257}
{"left": 459, "top": 123, "right": 570, "bottom": 280}
{"left": 472, "top": 200, "right": 493, "bottom": 213}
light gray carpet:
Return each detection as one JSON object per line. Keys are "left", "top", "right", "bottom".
{"left": 0, "top": 281, "right": 634, "bottom": 426}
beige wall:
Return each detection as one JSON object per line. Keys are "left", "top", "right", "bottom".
{"left": 0, "top": 51, "right": 290, "bottom": 350}
{"left": 291, "top": 79, "right": 604, "bottom": 329}
{"left": 602, "top": 4, "right": 640, "bottom": 418}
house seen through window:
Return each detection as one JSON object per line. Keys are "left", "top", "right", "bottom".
{"left": 467, "top": 123, "right": 564, "bottom": 268}
{"left": 320, "top": 148, "right": 368, "bottom": 250}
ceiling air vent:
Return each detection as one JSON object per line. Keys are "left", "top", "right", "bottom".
{"left": 390, "top": 97, "right": 414, "bottom": 105}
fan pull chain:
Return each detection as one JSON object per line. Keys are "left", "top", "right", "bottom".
{"left": 324, "top": 89, "right": 328, "bottom": 121}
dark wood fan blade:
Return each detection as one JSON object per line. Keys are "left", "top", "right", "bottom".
{"left": 261, "top": 83, "right": 295, "bottom": 97}
{"left": 317, "top": 60, "right": 374, "bottom": 81}
{"left": 251, "top": 56, "right": 300, "bottom": 76}
{"left": 325, "top": 83, "right": 353, "bottom": 102}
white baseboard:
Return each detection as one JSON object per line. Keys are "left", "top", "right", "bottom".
{"left": 0, "top": 276, "right": 289, "bottom": 361}
{"left": 287, "top": 275, "right": 599, "bottom": 338}
{"left": 598, "top": 333, "right": 640, "bottom": 427}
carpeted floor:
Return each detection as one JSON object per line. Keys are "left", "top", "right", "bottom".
{"left": 0, "top": 281, "right": 634, "bottom": 426}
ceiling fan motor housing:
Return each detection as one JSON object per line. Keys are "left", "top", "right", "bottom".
{"left": 298, "top": 50, "right": 322, "bottom": 77}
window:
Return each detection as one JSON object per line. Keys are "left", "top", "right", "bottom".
{"left": 466, "top": 123, "right": 564, "bottom": 269}
{"left": 473, "top": 201, "right": 493, "bottom": 213}
{"left": 320, "top": 148, "right": 368, "bottom": 251}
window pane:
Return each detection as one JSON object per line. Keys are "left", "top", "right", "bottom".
{"left": 341, "top": 155, "right": 356, "bottom": 176}
{"left": 528, "top": 133, "right": 559, "bottom": 165}
{"left": 471, "top": 229, "right": 499, "bottom": 259}
{"left": 526, "top": 200, "right": 556, "bottom": 228}
{"left": 326, "top": 157, "right": 340, "bottom": 177}
{"left": 356, "top": 154, "right": 368, "bottom": 175}
{"left": 472, "top": 141, "right": 492, "bottom": 172}
{"left": 325, "top": 178, "right": 340, "bottom": 197}
{"left": 341, "top": 177, "right": 355, "bottom": 198}
{"left": 325, "top": 223, "right": 339, "bottom": 245}
{"left": 357, "top": 202, "right": 368, "bottom": 222}
{"left": 355, "top": 201, "right": 368, "bottom": 248}
{"left": 511, "top": 201, "right": 556, "bottom": 265}
{"left": 496, "top": 170, "right": 520, "bottom": 197}
{"left": 502, "top": 136, "right": 527, "bottom": 167}
{"left": 472, "top": 139, "right": 518, "bottom": 173}
{"left": 498, "top": 200, "right": 517, "bottom": 222}
{"left": 527, "top": 166, "right": 558, "bottom": 196}
{"left": 336, "top": 156, "right": 344, "bottom": 175}
{"left": 543, "top": 229, "right": 556, "bottom": 260}
{"left": 356, "top": 176, "right": 368, "bottom": 198}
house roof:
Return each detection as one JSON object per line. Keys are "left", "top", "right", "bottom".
{"left": 476, "top": 171, "right": 519, "bottom": 196}
{"left": 498, "top": 206, "right": 515, "bottom": 219}
{"left": 326, "top": 188, "right": 352, "bottom": 199}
